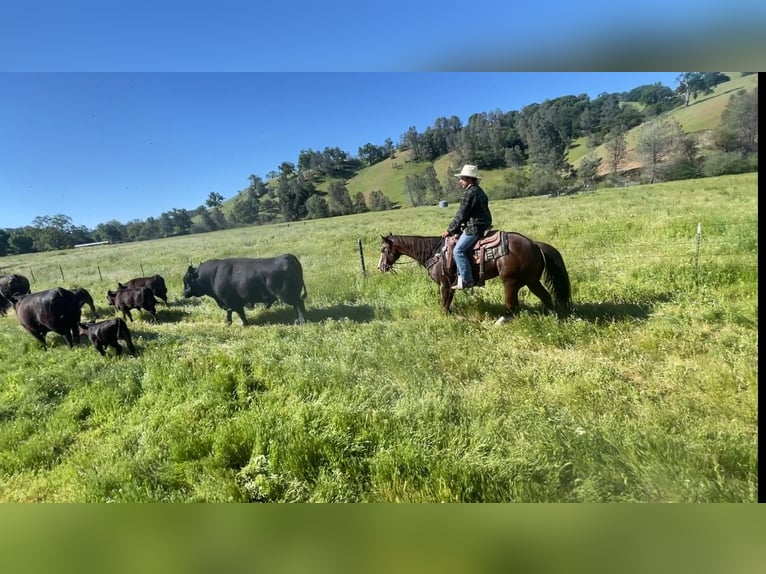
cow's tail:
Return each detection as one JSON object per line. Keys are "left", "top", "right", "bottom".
{"left": 301, "top": 280, "right": 308, "bottom": 300}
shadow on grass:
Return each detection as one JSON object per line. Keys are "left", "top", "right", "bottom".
{"left": 458, "top": 293, "right": 669, "bottom": 324}
{"left": 155, "top": 308, "right": 191, "bottom": 323}
{"left": 570, "top": 301, "right": 654, "bottom": 323}
{"left": 251, "top": 303, "right": 377, "bottom": 325}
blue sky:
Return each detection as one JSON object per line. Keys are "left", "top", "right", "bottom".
{"left": 1, "top": 2, "right": 763, "bottom": 71}
{"left": 0, "top": 73, "right": 685, "bottom": 230}
{"left": 1, "top": 1, "right": 762, "bottom": 230}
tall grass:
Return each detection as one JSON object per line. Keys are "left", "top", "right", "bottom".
{"left": 0, "top": 173, "right": 757, "bottom": 502}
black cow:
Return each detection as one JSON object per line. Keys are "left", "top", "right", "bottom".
{"left": 71, "top": 287, "right": 98, "bottom": 317}
{"left": 78, "top": 318, "right": 137, "bottom": 357}
{"left": 118, "top": 274, "right": 169, "bottom": 306}
{"left": 183, "top": 255, "right": 307, "bottom": 325}
{"left": 12, "top": 287, "right": 82, "bottom": 348}
{"left": 107, "top": 286, "right": 158, "bottom": 323}
{"left": 0, "top": 274, "right": 31, "bottom": 316}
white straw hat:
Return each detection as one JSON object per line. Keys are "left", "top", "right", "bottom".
{"left": 454, "top": 164, "right": 482, "bottom": 179}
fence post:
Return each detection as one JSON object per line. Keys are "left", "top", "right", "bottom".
{"left": 140, "top": 263, "right": 145, "bottom": 276}
{"left": 29, "top": 268, "right": 36, "bottom": 282}
{"left": 357, "top": 239, "right": 366, "bottom": 276}
{"left": 695, "top": 223, "right": 702, "bottom": 271}
{"left": 59, "top": 265, "right": 65, "bottom": 282}
{"left": 97, "top": 264, "right": 103, "bottom": 282}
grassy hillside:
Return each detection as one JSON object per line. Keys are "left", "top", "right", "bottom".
{"left": 324, "top": 73, "right": 757, "bottom": 209}
{"left": 570, "top": 72, "right": 758, "bottom": 173}
{"left": 0, "top": 173, "right": 757, "bottom": 502}
{"left": 207, "top": 73, "right": 757, "bottom": 244}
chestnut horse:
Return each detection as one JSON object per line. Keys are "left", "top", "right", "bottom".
{"left": 378, "top": 231, "right": 571, "bottom": 318}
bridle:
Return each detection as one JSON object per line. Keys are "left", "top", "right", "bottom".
{"left": 377, "top": 242, "right": 400, "bottom": 273}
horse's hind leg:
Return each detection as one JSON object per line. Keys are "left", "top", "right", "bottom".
{"left": 526, "top": 279, "right": 557, "bottom": 315}
{"left": 502, "top": 280, "right": 520, "bottom": 316}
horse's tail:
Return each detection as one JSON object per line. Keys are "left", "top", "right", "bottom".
{"left": 537, "top": 241, "right": 571, "bottom": 318}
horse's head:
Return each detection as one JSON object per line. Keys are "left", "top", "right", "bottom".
{"left": 377, "top": 235, "right": 401, "bottom": 273}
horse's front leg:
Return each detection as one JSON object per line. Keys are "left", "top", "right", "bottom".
{"left": 439, "top": 282, "right": 454, "bottom": 314}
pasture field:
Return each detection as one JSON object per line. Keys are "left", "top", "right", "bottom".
{"left": 0, "top": 173, "right": 757, "bottom": 502}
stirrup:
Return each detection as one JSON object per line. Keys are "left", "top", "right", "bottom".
{"left": 451, "top": 276, "right": 474, "bottom": 290}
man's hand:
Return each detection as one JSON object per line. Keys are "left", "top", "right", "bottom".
{"left": 441, "top": 231, "right": 449, "bottom": 238}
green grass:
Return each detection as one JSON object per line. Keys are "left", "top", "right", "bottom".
{"left": 0, "top": 173, "right": 757, "bottom": 501}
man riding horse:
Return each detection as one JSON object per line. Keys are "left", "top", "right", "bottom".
{"left": 441, "top": 164, "right": 493, "bottom": 290}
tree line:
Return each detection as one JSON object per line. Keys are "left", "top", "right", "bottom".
{"left": 1, "top": 73, "right": 757, "bottom": 257}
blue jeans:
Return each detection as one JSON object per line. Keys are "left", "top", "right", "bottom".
{"left": 454, "top": 233, "right": 478, "bottom": 285}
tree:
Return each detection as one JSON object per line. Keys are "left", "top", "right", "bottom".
{"left": 231, "top": 188, "right": 260, "bottom": 225}
{"left": 124, "top": 219, "right": 145, "bottom": 242}
{"left": 352, "top": 192, "right": 368, "bottom": 214}
{"left": 278, "top": 174, "right": 310, "bottom": 221}
{"left": 516, "top": 107, "right": 568, "bottom": 171}
{"left": 0, "top": 229, "right": 10, "bottom": 256}
{"left": 93, "top": 220, "right": 126, "bottom": 243}
{"left": 404, "top": 173, "right": 428, "bottom": 207}
{"left": 367, "top": 190, "right": 392, "bottom": 211}
{"left": 196, "top": 209, "right": 218, "bottom": 232}
{"left": 422, "top": 166, "right": 444, "bottom": 203}
{"left": 357, "top": 143, "right": 388, "bottom": 166}
{"left": 635, "top": 118, "right": 684, "bottom": 183}
{"left": 10, "top": 230, "right": 35, "bottom": 254}
{"left": 278, "top": 162, "right": 296, "bottom": 177}
{"left": 140, "top": 217, "right": 162, "bottom": 240}
{"left": 159, "top": 209, "right": 192, "bottom": 236}
{"left": 327, "top": 181, "right": 353, "bottom": 216}
{"left": 715, "top": 86, "right": 758, "bottom": 155}
{"left": 603, "top": 127, "right": 628, "bottom": 183}
{"left": 206, "top": 192, "right": 225, "bottom": 209}
{"left": 577, "top": 153, "right": 602, "bottom": 188}
{"left": 210, "top": 207, "right": 227, "bottom": 230}
{"left": 30, "top": 214, "right": 77, "bottom": 250}
{"left": 305, "top": 195, "right": 330, "bottom": 219}
{"left": 247, "top": 175, "right": 268, "bottom": 197}
{"left": 675, "top": 72, "right": 722, "bottom": 107}
{"left": 625, "top": 82, "right": 680, "bottom": 117}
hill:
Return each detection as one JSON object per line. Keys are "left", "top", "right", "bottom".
{"left": 218, "top": 73, "right": 757, "bottom": 219}
{"left": 569, "top": 72, "right": 758, "bottom": 175}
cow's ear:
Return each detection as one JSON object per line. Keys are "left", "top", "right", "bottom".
{"left": 117, "top": 282, "right": 125, "bottom": 288}
{"left": 78, "top": 323, "right": 87, "bottom": 329}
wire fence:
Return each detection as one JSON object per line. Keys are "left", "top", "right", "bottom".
{"left": 0, "top": 222, "right": 757, "bottom": 288}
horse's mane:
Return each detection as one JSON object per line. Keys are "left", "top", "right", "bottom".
{"left": 387, "top": 234, "right": 443, "bottom": 265}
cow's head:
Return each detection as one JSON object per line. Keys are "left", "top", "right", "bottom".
{"left": 106, "top": 290, "right": 117, "bottom": 306}
{"left": 78, "top": 322, "right": 94, "bottom": 336}
{"left": 182, "top": 265, "right": 200, "bottom": 298}
{"left": 8, "top": 292, "right": 28, "bottom": 309}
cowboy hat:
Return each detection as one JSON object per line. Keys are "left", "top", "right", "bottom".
{"left": 453, "top": 164, "right": 482, "bottom": 179}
